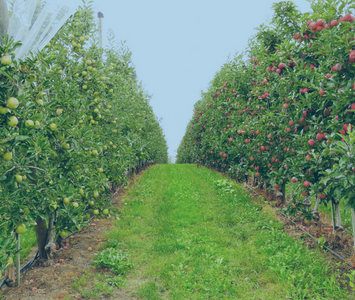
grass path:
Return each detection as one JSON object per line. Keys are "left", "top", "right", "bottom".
{"left": 107, "top": 164, "right": 348, "bottom": 299}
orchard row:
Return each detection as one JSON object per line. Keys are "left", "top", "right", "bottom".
{"left": 177, "top": 1, "right": 355, "bottom": 228}
{"left": 0, "top": 4, "right": 168, "bottom": 273}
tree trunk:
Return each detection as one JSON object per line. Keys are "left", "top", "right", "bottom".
{"left": 280, "top": 182, "right": 286, "bottom": 204}
{"left": 313, "top": 196, "right": 321, "bottom": 214}
{"left": 45, "top": 214, "right": 56, "bottom": 257}
{"left": 244, "top": 173, "right": 248, "bottom": 183}
{"left": 35, "top": 217, "right": 48, "bottom": 259}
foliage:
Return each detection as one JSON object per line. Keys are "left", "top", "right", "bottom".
{"left": 0, "top": 2, "right": 167, "bottom": 273}
{"left": 176, "top": 0, "right": 355, "bottom": 223}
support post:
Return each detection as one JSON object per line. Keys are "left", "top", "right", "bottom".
{"left": 352, "top": 208, "right": 355, "bottom": 251}
{"left": 0, "top": 0, "right": 10, "bottom": 44}
{"left": 98, "top": 12, "right": 104, "bottom": 51}
{"left": 16, "top": 233, "right": 20, "bottom": 286}
{"left": 331, "top": 200, "right": 336, "bottom": 235}
{"left": 289, "top": 179, "right": 293, "bottom": 202}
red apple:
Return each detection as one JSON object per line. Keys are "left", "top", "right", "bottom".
{"left": 308, "top": 140, "right": 315, "bottom": 146}
{"left": 316, "top": 133, "right": 324, "bottom": 141}
{"left": 330, "top": 20, "right": 338, "bottom": 26}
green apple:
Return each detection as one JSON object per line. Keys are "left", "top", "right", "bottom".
{"left": 0, "top": 107, "right": 8, "bottom": 114}
{"left": 36, "top": 99, "right": 43, "bottom": 105}
{"left": 79, "top": 189, "right": 85, "bottom": 196}
{"left": 103, "top": 209, "right": 109, "bottom": 215}
{"left": 7, "top": 116, "right": 18, "bottom": 127}
{"left": 57, "top": 133, "right": 65, "bottom": 140}
{"left": 93, "top": 209, "right": 99, "bottom": 215}
{"left": 98, "top": 168, "right": 103, "bottom": 173}
{"left": 93, "top": 191, "right": 99, "bottom": 198}
{"left": 15, "top": 224, "right": 26, "bottom": 234}
{"left": 73, "top": 202, "right": 79, "bottom": 208}
{"left": 63, "top": 197, "right": 70, "bottom": 204}
{"left": 3, "top": 152, "right": 12, "bottom": 161}
{"left": 89, "top": 201, "right": 94, "bottom": 206}
{"left": 26, "top": 74, "right": 37, "bottom": 82}
{"left": 25, "top": 120, "right": 34, "bottom": 127}
{"left": 82, "top": 71, "right": 87, "bottom": 76}
{"left": 90, "top": 119, "right": 95, "bottom": 124}
{"left": 50, "top": 123, "right": 57, "bottom": 131}
{"left": 15, "top": 175, "right": 22, "bottom": 183}
{"left": 34, "top": 121, "right": 41, "bottom": 128}
{"left": 82, "top": 85, "right": 88, "bottom": 89}
{"left": 7, "top": 97, "right": 19, "bottom": 109}
{"left": 1, "top": 55, "right": 11, "bottom": 65}
{"left": 62, "top": 143, "right": 69, "bottom": 150}
{"left": 60, "top": 231, "right": 68, "bottom": 238}
{"left": 92, "top": 149, "right": 98, "bottom": 155}
{"left": 56, "top": 108, "right": 63, "bottom": 115}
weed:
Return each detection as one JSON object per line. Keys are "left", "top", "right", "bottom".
{"left": 92, "top": 247, "right": 133, "bottom": 275}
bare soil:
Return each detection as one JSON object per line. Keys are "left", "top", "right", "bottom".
{"left": 0, "top": 167, "right": 149, "bottom": 300}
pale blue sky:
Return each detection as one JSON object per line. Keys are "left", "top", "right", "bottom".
{"left": 92, "top": 0, "right": 312, "bottom": 158}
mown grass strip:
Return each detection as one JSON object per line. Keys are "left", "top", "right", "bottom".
{"left": 108, "top": 164, "right": 348, "bottom": 299}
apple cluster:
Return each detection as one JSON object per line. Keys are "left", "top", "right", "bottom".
{"left": 0, "top": 5, "right": 168, "bottom": 270}
{"left": 177, "top": 1, "right": 355, "bottom": 222}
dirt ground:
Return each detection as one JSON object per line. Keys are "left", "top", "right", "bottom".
{"left": 0, "top": 167, "right": 148, "bottom": 300}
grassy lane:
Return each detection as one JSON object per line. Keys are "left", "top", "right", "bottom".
{"left": 107, "top": 165, "right": 348, "bottom": 299}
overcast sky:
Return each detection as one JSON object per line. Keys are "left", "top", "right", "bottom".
{"left": 92, "top": 0, "right": 312, "bottom": 158}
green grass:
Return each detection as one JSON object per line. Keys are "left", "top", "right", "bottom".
{"left": 105, "top": 164, "right": 349, "bottom": 299}
{"left": 19, "top": 227, "right": 37, "bottom": 262}
{"left": 72, "top": 269, "right": 122, "bottom": 298}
